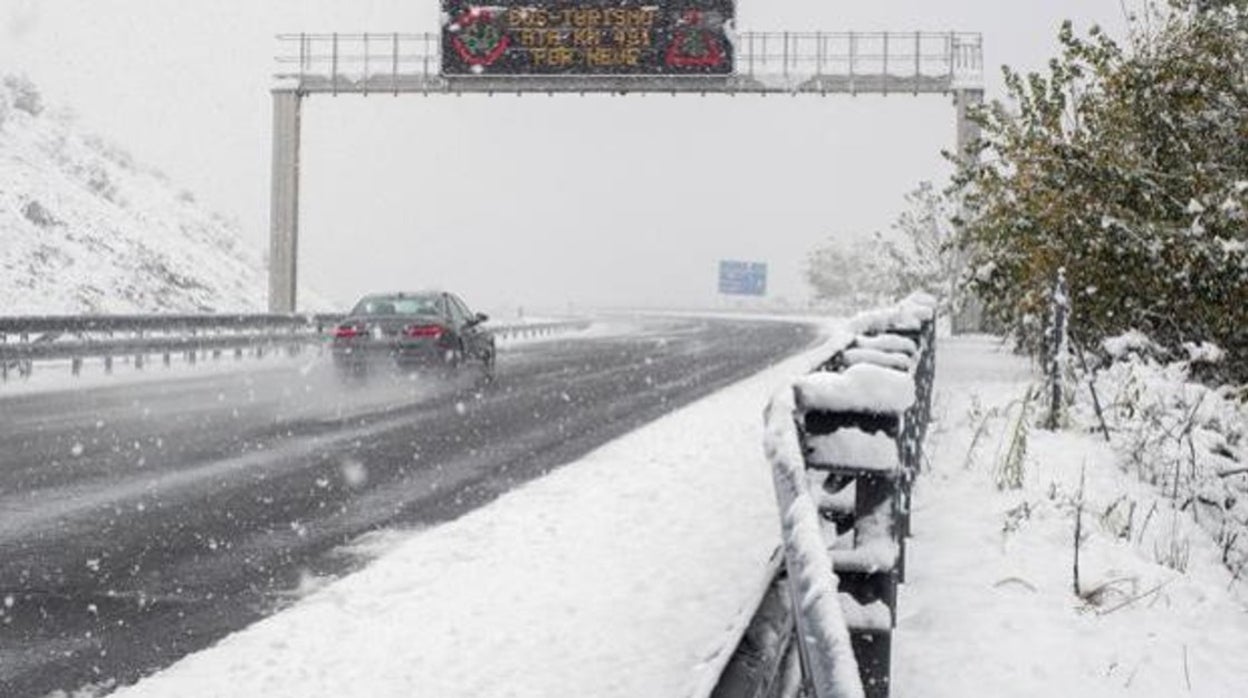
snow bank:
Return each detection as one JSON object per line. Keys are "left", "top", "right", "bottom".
{"left": 1075, "top": 351, "right": 1248, "bottom": 588}
{"left": 893, "top": 335, "right": 1248, "bottom": 697}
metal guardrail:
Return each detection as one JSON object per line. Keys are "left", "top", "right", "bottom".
{"left": 273, "top": 31, "right": 983, "bottom": 95}
{"left": 713, "top": 294, "right": 937, "bottom": 698}
{"left": 0, "top": 314, "right": 591, "bottom": 382}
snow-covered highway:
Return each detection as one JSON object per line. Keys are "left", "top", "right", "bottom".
{"left": 0, "top": 316, "right": 817, "bottom": 697}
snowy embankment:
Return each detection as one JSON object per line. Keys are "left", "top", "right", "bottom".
{"left": 111, "top": 319, "right": 852, "bottom": 698}
{"left": 0, "top": 75, "right": 268, "bottom": 314}
{"left": 895, "top": 335, "right": 1248, "bottom": 697}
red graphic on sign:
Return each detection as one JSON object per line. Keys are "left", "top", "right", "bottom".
{"left": 665, "top": 10, "right": 726, "bottom": 68}
{"left": 450, "top": 8, "right": 510, "bottom": 67}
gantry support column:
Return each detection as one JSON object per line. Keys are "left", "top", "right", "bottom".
{"left": 953, "top": 88, "right": 984, "bottom": 166}
{"left": 951, "top": 87, "right": 986, "bottom": 334}
{"left": 268, "top": 89, "right": 303, "bottom": 313}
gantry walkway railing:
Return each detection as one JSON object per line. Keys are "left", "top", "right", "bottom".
{"left": 274, "top": 31, "right": 983, "bottom": 95}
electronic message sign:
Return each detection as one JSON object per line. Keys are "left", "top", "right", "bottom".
{"left": 441, "top": 2, "right": 735, "bottom": 76}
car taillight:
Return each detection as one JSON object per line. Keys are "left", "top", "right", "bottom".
{"left": 405, "top": 324, "right": 444, "bottom": 339}
{"left": 334, "top": 325, "right": 361, "bottom": 339}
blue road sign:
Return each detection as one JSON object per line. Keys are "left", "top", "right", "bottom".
{"left": 718, "top": 260, "right": 767, "bottom": 296}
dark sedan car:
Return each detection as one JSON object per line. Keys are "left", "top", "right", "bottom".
{"left": 331, "top": 291, "right": 495, "bottom": 380}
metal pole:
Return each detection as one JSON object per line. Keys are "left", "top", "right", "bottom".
{"left": 913, "top": 31, "right": 921, "bottom": 93}
{"left": 363, "top": 32, "right": 370, "bottom": 96}
{"left": 298, "top": 33, "right": 306, "bottom": 84}
{"left": 267, "top": 90, "right": 303, "bottom": 312}
{"left": 945, "top": 33, "right": 953, "bottom": 81}
{"left": 882, "top": 33, "right": 889, "bottom": 95}
{"left": 332, "top": 32, "right": 339, "bottom": 95}
{"left": 816, "top": 33, "right": 825, "bottom": 77}
{"left": 783, "top": 32, "right": 790, "bottom": 79}
{"left": 748, "top": 33, "right": 754, "bottom": 77}
{"left": 392, "top": 32, "right": 399, "bottom": 95}
{"left": 849, "top": 32, "right": 856, "bottom": 94}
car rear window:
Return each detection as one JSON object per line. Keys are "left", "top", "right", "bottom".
{"left": 352, "top": 296, "right": 440, "bottom": 316}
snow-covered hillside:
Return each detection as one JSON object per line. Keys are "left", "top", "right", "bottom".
{"left": 0, "top": 75, "right": 266, "bottom": 314}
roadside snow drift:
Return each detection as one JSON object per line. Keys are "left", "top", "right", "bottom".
{"left": 894, "top": 335, "right": 1248, "bottom": 697}
{"left": 0, "top": 75, "right": 266, "bottom": 314}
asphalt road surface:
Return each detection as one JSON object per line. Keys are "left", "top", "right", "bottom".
{"left": 0, "top": 316, "right": 817, "bottom": 697}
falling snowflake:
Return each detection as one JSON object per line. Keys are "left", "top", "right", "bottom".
{"left": 340, "top": 460, "right": 368, "bottom": 489}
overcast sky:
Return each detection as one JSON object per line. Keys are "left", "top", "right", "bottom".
{"left": 1, "top": 1, "right": 1130, "bottom": 313}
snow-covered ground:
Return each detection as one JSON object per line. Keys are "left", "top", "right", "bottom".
{"left": 102, "top": 330, "right": 1248, "bottom": 698}
{"left": 0, "top": 75, "right": 271, "bottom": 314}
{"left": 895, "top": 335, "right": 1248, "bottom": 697}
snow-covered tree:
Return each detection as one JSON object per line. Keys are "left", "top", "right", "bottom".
{"left": 881, "top": 181, "right": 964, "bottom": 315}
{"left": 953, "top": 1, "right": 1248, "bottom": 381}
{"left": 806, "top": 182, "right": 963, "bottom": 313}
{"left": 805, "top": 234, "right": 893, "bottom": 310}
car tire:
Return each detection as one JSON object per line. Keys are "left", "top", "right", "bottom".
{"left": 442, "top": 341, "right": 464, "bottom": 376}
{"left": 481, "top": 342, "right": 496, "bottom": 382}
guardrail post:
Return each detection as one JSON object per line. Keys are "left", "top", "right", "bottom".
{"left": 17, "top": 332, "right": 31, "bottom": 378}
{"left": 331, "top": 32, "right": 339, "bottom": 95}
{"left": 1044, "top": 268, "right": 1069, "bottom": 430}
{"left": 882, "top": 33, "right": 890, "bottom": 95}
{"left": 363, "top": 32, "right": 370, "bottom": 96}
{"left": 913, "top": 32, "right": 920, "bottom": 94}
{"left": 134, "top": 329, "right": 145, "bottom": 370}
{"left": 424, "top": 33, "right": 432, "bottom": 80}
{"left": 848, "top": 32, "right": 857, "bottom": 94}
{"left": 747, "top": 33, "right": 755, "bottom": 77}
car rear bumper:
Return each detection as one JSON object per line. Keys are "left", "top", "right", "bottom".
{"left": 331, "top": 340, "right": 452, "bottom": 368}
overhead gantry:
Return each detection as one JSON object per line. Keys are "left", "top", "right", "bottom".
{"left": 268, "top": 30, "right": 983, "bottom": 311}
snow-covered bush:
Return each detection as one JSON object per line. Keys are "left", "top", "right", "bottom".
{"left": 1074, "top": 348, "right": 1248, "bottom": 580}
{"left": 952, "top": 1, "right": 1248, "bottom": 381}
{"left": 3, "top": 74, "right": 44, "bottom": 116}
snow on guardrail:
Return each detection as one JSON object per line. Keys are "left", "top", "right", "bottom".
{"left": 716, "top": 292, "right": 937, "bottom": 698}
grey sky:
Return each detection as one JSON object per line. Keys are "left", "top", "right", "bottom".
{"left": 1, "top": 1, "right": 1129, "bottom": 312}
